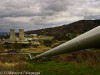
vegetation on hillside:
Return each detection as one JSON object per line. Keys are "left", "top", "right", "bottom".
{"left": 26, "top": 20, "right": 100, "bottom": 41}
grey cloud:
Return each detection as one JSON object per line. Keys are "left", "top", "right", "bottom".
{"left": 0, "top": 0, "right": 69, "bottom": 18}
{"left": 0, "top": 0, "right": 100, "bottom": 32}
{"left": 85, "top": 15, "right": 100, "bottom": 20}
{"left": 40, "top": 0, "right": 68, "bottom": 12}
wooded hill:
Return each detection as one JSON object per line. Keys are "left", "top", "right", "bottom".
{"left": 26, "top": 20, "right": 100, "bottom": 40}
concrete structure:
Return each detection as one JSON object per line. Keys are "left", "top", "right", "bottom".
{"left": 30, "top": 34, "right": 38, "bottom": 37}
{"left": 19, "top": 29, "right": 24, "bottom": 43}
{"left": 10, "top": 29, "right": 16, "bottom": 43}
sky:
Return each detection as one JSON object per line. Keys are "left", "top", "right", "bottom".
{"left": 0, "top": 0, "right": 100, "bottom": 32}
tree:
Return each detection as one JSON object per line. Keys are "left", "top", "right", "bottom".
{"left": 43, "top": 40, "right": 52, "bottom": 47}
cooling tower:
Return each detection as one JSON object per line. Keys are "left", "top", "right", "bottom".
{"left": 19, "top": 29, "right": 24, "bottom": 43}
{"left": 10, "top": 29, "right": 16, "bottom": 43}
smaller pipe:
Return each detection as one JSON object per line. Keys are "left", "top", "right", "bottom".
{"left": 0, "top": 53, "right": 33, "bottom": 59}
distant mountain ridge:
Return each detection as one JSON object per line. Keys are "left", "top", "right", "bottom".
{"left": 26, "top": 20, "right": 100, "bottom": 36}
{"left": 0, "top": 32, "right": 9, "bottom": 36}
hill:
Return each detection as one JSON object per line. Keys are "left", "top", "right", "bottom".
{"left": 0, "top": 32, "right": 9, "bottom": 36}
{"left": 26, "top": 20, "right": 100, "bottom": 40}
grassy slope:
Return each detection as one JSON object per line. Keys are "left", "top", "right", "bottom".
{"left": 28, "top": 61, "right": 100, "bottom": 75}
{"left": 2, "top": 49, "right": 98, "bottom": 74}
{"left": 0, "top": 49, "right": 100, "bottom": 75}
{"left": 0, "top": 60, "right": 100, "bottom": 75}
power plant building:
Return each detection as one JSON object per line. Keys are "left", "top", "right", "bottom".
{"left": 9, "top": 29, "right": 25, "bottom": 43}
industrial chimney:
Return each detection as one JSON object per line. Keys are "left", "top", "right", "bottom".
{"left": 10, "top": 29, "right": 16, "bottom": 43}
{"left": 19, "top": 29, "right": 24, "bottom": 43}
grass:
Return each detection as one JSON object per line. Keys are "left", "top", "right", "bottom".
{"left": 21, "top": 45, "right": 51, "bottom": 53}
{"left": 0, "top": 49, "right": 100, "bottom": 75}
{"left": 0, "top": 60, "right": 100, "bottom": 75}
{"left": 0, "top": 61, "right": 100, "bottom": 75}
{"left": 27, "top": 61, "right": 100, "bottom": 75}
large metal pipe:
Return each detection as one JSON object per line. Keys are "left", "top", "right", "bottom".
{"left": 33, "top": 25, "right": 100, "bottom": 59}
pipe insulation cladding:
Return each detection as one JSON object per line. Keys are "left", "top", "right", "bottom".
{"left": 33, "top": 25, "right": 100, "bottom": 59}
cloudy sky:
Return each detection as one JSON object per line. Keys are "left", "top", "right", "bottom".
{"left": 0, "top": 0, "right": 100, "bottom": 32}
